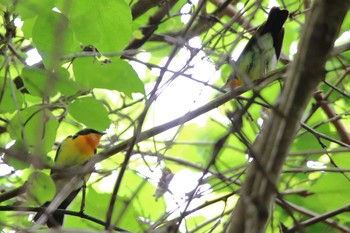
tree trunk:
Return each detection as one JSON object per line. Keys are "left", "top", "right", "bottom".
{"left": 225, "top": 1, "right": 350, "bottom": 232}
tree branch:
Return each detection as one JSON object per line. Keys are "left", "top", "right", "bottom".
{"left": 276, "top": 199, "right": 350, "bottom": 233}
{"left": 285, "top": 204, "right": 350, "bottom": 233}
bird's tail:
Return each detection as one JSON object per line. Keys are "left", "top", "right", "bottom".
{"left": 33, "top": 189, "right": 80, "bottom": 228}
{"left": 33, "top": 201, "right": 66, "bottom": 228}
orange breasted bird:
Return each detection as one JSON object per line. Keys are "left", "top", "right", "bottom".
{"left": 224, "top": 7, "right": 289, "bottom": 88}
{"left": 33, "top": 128, "right": 105, "bottom": 228}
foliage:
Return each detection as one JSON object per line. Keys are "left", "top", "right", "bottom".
{"left": 0, "top": 0, "right": 350, "bottom": 232}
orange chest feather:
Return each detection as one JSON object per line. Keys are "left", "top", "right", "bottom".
{"left": 55, "top": 134, "right": 101, "bottom": 167}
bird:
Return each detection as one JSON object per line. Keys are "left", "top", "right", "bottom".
{"left": 33, "top": 128, "right": 105, "bottom": 228}
{"left": 224, "top": 7, "right": 289, "bottom": 88}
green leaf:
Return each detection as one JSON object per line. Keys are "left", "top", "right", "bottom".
{"left": 8, "top": 107, "right": 59, "bottom": 156}
{"left": 167, "top": 121, "right": 228, "bottom": 169}
{"left": 21, "top": 67, "right": 57, "bottom": 97}
{"left": 21, "top": 64, "right": 78, "bottom": 100}
{"left": 309, "top": 173, "right": 350, "bottom": 210}
{"left": 21, "top": 16, "right": 36, "bottom": 39}
{"left": 21, "top": 66, "right": 76, "bottom": 97}
{"left": 73, "top": 57, "right": 145, "bottom": 97}
{"left": 292, "top": 123, "right": 332, "bottom": 152}
{"left": 55, "top": 67, "right": 79, "bottom": 96}
{"left": 118, "top": 171, "right": 166, "bottom": 225}
{"left": 3, "top": 141, "right": 31, "bottom": 170}
{"left": 186, "top": 215, "right": 210, "bottom": 232}
{"left": 0, "top": 77, "right": 23, "bottom": 113}
{"left": 113, "top": 196, "right": 145, "bottom": 232}
{"left": 0, "top": 0, "right": 12, "bottom": 6}
{"left": 64, "top": 187, "right": 108, "bottom": 229}
{"left": 332, "top": 152, "right": 350, "bottom": 168}
{"left": 66, "top": 0, "right": 132, "bottom": 52}
{"left": 14, "top": 0, "right": 55, "bottom": 19}
{"left": 260, "top": 82, "right": 281, "bottom": 103}
{"left": 32, "top": 11, "right": 79, "bottom": 68}
{"left": 133, "top": 176, "right": 166, "bottom": 220}
{"left": 68, "top": 97, "right": 110, "bottom": 131}
{"left": 67, "top": 187, "right": 144, "bottom": 231}
{"left": 27, "top": 171, "right": 55, "bottom": 205}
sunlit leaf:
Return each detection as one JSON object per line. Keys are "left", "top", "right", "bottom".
{"left": 14, "top": 0, "right": 55, "bottom": 19}
{"left": 26, "top": 171, "right": 55, "bottom": 205}
{"left": 73, "top": 57, "right": 145, "bottom": 97}
{"left": 0, "top": 78, "right": 23, "bottom": 113}
{"left": 32, "top": 11, "right": 79, "bottom": 68}
{"left": 55, "top": 67, "right": 79, "bottom": 96}
{"left": 3, "top": 140, "right": 30, "bottom": 170}
{"left": 21, "top": 67, "right": 57, "bottom": 98}
{"left": 62, "top": 0, "right": 132, "bottom": 52}
{"left": 68, "top": 97, "right": 110, "bottom": 131}
{"left": 8, "top": 107, "right": 58, "bottom": 156}
{"left": 310, "top": 173, "right": 350, "bottom": 210}
{"left": 167, "top": 121, "right": 228, "bottom": 169}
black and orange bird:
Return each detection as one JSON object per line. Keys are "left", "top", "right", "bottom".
{"left": 33, "top": 128, "right": 105, "bottom": 228}
{"left": 225, "top": 7, "right": 289, "bottom": 88}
